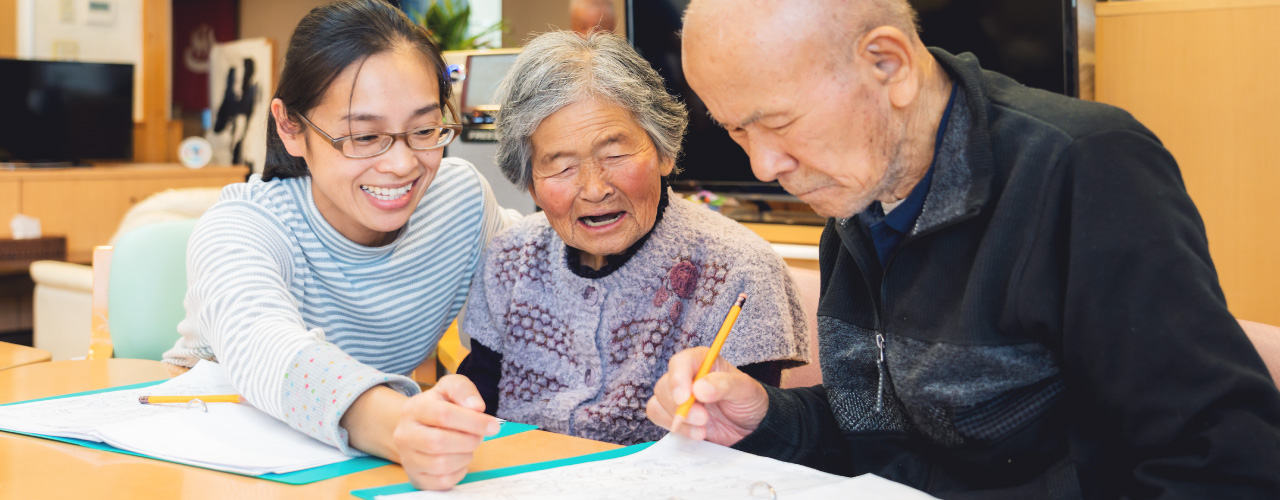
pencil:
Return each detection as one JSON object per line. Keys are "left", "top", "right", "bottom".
{"left": 138, "top": 395, "right": 242, "bottom": 404}
{"left": 675, "top": 293, "right": 748, "bottom": 418}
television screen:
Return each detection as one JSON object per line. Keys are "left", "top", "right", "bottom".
{"left": 462, "top": 53, "right": 520, "bottom": 112}
{"left": 0, "top": 59, "right": 134, "bottom": 165}
{"left": 627, "top": 0, "right": 1076, "bottom": 194}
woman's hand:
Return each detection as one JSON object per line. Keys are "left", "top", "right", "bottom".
{"left": 646, "top": 347, "right": 770, "bottom": 446}
{"left": 396, "top": 375, "right": 499, "bottom": 490}
{"left": 343, "top": 375, "right": 498, "bottom": 491}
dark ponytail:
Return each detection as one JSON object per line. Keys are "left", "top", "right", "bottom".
{"left": 263, "top": 0, "right": 453, "bottom": 180}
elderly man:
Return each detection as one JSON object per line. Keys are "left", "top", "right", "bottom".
{"left": 646, "top": 0, "right": 1280, "bottom": 498}
{"left": 569, "top": 0, "right": 616, "bottom": 36}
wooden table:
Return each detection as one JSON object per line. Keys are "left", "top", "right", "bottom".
{"left": 0, "top": 341, "right": 50, "bottom": 370}
{"left": 0, "top": 359, "right": 620, "bottom": 499}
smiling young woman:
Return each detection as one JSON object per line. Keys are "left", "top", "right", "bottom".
{"left": 159, "top": 0, "right": 520, "bottom": 490}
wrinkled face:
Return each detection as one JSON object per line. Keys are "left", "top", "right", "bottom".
{"left": 285, "top": 46, "right": 445, "bottom": 246}
{"left": 683, "top": 15, "right": 903, "bottom": 219}
{"left": 528, "top": 99, "right": 674, "bottom": 268}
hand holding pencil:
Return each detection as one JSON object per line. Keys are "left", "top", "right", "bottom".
{"left": 646, "top": 294, "right": 770, "bottom": 446}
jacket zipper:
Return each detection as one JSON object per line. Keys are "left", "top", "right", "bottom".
{"left": 875, "top": 332, "right": 886, "bottom": 412}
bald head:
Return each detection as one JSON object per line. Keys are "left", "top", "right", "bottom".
{"left": 681, "top": 0, "right": 952, "bottom": 219}
{"left": 685, "top": 0, "right": 917, "bottom": 58}
{"left": 570, "top": 0, "right": 617, "bottom": 36}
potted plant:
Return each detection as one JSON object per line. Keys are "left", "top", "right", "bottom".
{"left": 409, "top": 0, "right": 505, "bottom": 51}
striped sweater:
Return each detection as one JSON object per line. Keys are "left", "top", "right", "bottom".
{"left": 162, "top": 158, "right": 518, "bottom": 453}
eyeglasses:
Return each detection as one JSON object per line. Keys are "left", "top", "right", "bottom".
{"left": 294, "top": 112, "right": 462, "bottom": 159}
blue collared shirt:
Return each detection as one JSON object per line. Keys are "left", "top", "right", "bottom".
{"left": 861, "top": 82, "right": 958, "bottom": 266}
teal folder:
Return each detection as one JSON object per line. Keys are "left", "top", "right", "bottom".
{"left": 1, "top": 380, "right": 537, "bottom": 485}
{"left": 350, "top": 440, "right": 657, "bottom": 499}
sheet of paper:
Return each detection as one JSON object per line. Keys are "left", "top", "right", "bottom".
{"left": 375, "top": 434, "right": 937, "bottom": 500}
{"left": 96, "top": 399, "right": 350, "bottom": 475}
{"left": 0, "top": 359, "right": 235, "bottom": 439}
{"left": 0, "top": 360, "right": 352, "bottom": 476}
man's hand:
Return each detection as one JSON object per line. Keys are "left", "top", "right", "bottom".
{"left": 394, "top": 375, "right": 498, "bottom": 490}
{"left": 646, "top": 347, "right": 770, "bottom": 446}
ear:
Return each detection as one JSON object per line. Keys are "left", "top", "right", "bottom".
{"left": 271, "top": 98, "right": 307, "bottom": 157}
{"left": 658, "top": 156, "right": 675, "bottom": 177}
{"left": 855, "top": 26, "right": 920, "bottom": 109}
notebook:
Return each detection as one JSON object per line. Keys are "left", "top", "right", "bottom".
{"left": 0, "top": 360, "right": 535, "bottom": 480}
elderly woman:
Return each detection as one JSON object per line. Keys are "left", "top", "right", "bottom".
{"left": 450, "top": 30, "right": 810, "bottom": 445}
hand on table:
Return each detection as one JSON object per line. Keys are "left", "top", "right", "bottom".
{"left": 646, "top": 346, "right": 770, "bottom": 446}
{"left": 395, "top": 375, "right": 498, "bottom": 490}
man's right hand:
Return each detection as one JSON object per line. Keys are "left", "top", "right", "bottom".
{"left": 394, "top": 375, "right": 498, "bottom": 490}
{"left": 646, "top": 347, "right": 770, "bottom": 446}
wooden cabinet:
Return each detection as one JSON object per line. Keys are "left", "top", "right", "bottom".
{"left": 1096, "top": 0, "right": 1280, "bottom": 325}
{"left": 0, "top": 164, "right": 248, "bottom": 263}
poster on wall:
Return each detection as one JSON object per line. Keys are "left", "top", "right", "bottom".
{"left": 173, "top": 0, "right": 239, "bottom": 114}
{"left": 208, "top": 38, "right": 273, "bottom": 175}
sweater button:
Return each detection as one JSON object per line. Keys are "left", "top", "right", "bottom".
{"left": 585, "top": 368, "right": 595, "bottom": 385}
{"left": 583, "top": 285, "right": 599, "bottom": 306}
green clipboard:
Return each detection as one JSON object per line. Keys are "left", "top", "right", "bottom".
{"left": 1, "top": 380, "right": 538, "bottom": 484}
{"left": 350, "top": 440, "right": 657, "bottom": 499}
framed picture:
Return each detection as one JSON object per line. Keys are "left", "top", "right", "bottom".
{"left": 208, "top": 38, "right": 273, "bottom": 174}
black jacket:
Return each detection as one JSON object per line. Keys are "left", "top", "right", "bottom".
{"left": 732, "top": 49, "right": 1280, "bottom": 499}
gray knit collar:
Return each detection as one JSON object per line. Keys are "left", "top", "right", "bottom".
{"left": 911, "top": 85, "right": 975, "bottom": 236}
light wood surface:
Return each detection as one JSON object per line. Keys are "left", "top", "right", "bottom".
{"left": 134, "top": 0, "right": 172, "bottom": 163}
{"left": 1, "top": 164, "right": 247, "bottom": 263}
{"left": 0, "top": 342, "right": 50, "bottom": 371}
{"left": 1096, "top": 0, "right": 1280, "bottom": 16}
{"left": 0, "top": 0, "right": 15, "bottom": 58}
{"left": 1095, "top": 1, "right": 1280, "bottom": 325}
{"left": 741, "top": 222, "right": 823, "bottom": 246}
{"left": 0, "top": 181, "right": 17, "bottom": 239}
{"left": 0, "top": 359, "right": 620, "bottom": 499}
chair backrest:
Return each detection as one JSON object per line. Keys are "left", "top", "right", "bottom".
{"left": 97, "top": 219, "right": 198, "bottom": 360}
{"left": 781, "top": 265, "right": 823, "bottom": 388}
{"left": 1239, "top": 319, "right": 1280, "bottom": 385}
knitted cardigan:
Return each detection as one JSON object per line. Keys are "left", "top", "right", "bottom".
{"left": 462, "top": 193, "right": 811, "bottom": 445}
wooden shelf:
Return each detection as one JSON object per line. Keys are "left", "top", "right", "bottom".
{"left": 0, "top": 164, "right": 248, "bottom": 263}
{"left": 1097, "top": 0, "right": 1280, "bottom": 17}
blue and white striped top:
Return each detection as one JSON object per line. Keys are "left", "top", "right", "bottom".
{"left": 162, "top": 158, "right": 519, "bottom": 452}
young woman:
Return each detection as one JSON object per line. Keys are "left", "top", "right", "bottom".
{"left": 162, "top": 0, "right": 515, "bottom": 489}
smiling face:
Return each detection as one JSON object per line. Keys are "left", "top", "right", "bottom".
{"left": 272, "top": 45, "right": 445, "bottom": 246}
{"left": 683, "top": 1, "right": 909, "bottom": 219}
{"left": 528, "top": 99, "right": 674, "bottom": 270}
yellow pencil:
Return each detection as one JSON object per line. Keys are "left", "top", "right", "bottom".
{"left": 138, "top": 395, "right": 242, "bottom": 404}
{"left": 675, "top": 293, "right": 748, "bottom": 418}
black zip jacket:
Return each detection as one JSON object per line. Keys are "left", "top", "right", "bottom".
{"left": 731, "top": 49, "right": 1280, "bottom": 499}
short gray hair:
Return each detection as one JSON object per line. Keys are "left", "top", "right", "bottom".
{"left": 493, "top": 31, "right": 688, "bottom": 190}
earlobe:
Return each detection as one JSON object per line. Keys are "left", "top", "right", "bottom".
{"left": 271, "top": 98, "right": 307, "bottom": 157}
{"left": 659, "top": 157, "right": 675, "bottom": 177}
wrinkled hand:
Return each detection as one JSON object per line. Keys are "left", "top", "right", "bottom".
{"left": 395, "top": 375, "right": 499, "bottom": 490}
{"left": 646, "top": 347, "right": 769, "bottom": 446}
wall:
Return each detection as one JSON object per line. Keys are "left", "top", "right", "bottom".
{"left": 238, "top": 0, "right": 329, "bottom": 75}
{"left": 17, "top": 0, "right": 145, "bottom": 120}
{"left": 1096, "top": 0, "right": 1280, "bottom": 325}
{"left": 504, "top": 0, "right": 625, "bottom": 47}
{"left": 0, "top": 0, "right": 15, "bottom": 57}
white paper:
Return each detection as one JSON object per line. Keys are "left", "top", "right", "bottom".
{"left": 0, "top": 360, "right": 349, "bottom": 476}
{"left": 376, "top": 434, "right": 937, "bottom": 500}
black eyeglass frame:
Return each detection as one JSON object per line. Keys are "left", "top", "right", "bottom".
{"left": 293, "top": 112, "right": 463, "bottom": 159}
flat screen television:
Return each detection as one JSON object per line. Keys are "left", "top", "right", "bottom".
{"left": 627, "top": 0, "right": 1077, "bottom": 198}
{"left": 0, "top": 59, "right": 134, "bottom": 166}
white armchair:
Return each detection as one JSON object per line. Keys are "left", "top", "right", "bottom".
{"left": 28, "top": 187, "right": 224, "bottom": 360}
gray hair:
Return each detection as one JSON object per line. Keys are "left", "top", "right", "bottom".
{"left": 493, "top": 31, "right": 688, "bottom": 190}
